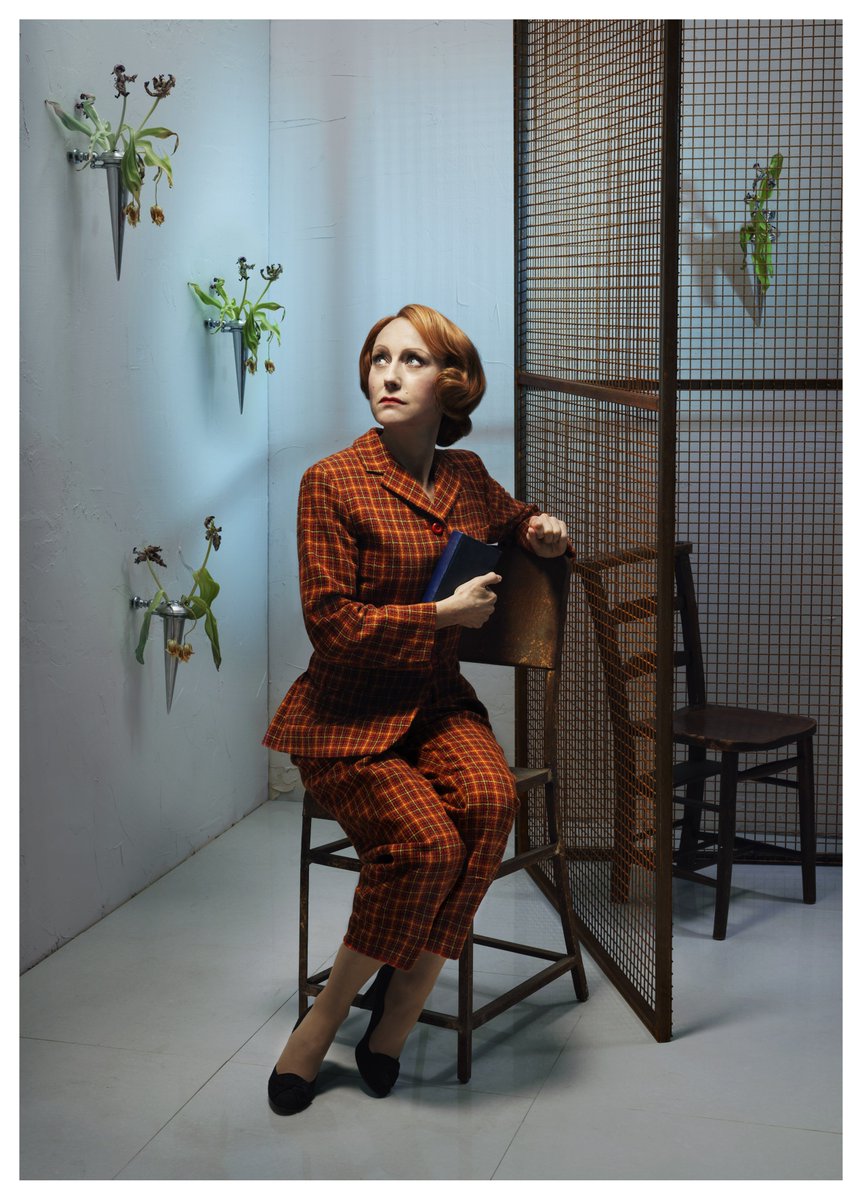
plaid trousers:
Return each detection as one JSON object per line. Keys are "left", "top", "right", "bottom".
{"left": 295, "top": 706, "right": 519, "bottom": 970}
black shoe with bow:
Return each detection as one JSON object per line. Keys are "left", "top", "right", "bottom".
{"left": 268, "top": 1012, "right": 317, "bottom": 1115}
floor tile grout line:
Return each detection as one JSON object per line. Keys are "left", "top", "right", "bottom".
{"left": 489, "top": 1022, "right": 577, "bottom": 1180}
{"left": 111, "top": 1051, "right": 244, "bottom": 1181}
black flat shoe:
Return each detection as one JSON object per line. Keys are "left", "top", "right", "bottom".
{"left": 268, "top": 1066, "right": 317, "bottom": 1115}
{"left": 355, "top": 964, "right": 400, "bottom": 1097}
{"left": 268, "top": 1010, "right": 318, "bottom": 1115}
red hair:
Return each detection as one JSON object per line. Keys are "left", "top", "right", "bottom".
{"left": 358, "top": 303, "right": 486, "bottom": 446}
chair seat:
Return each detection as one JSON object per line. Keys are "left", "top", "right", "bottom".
{"left": 672, "top": 704, "right": 816, "bottom": 752}
{"left": 512, "top": 765, "right": 552, "bottom": 792}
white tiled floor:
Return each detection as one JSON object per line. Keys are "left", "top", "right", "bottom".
{"left": 19, "top": 799, "right": 842, "bottom": 1180}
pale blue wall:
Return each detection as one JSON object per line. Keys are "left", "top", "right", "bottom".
{"left": 20, "top": 20, "right": 271, "bottom": 968}
{"left": 20, "top": 18, "right": 519, "bottom": 967}
{"left": 266, "top": 19, "right": 516, "bottom": 797}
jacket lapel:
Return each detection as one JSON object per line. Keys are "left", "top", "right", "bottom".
{"left": 354, "top": 429, "right": 461, "bottom": 520}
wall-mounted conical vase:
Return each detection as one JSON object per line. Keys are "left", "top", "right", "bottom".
{"left": 205, "top": 318, "right": 249, "bottom": 412}
{"left": 155, "top": 600, "right": 194, "bottom": 713}
{"left": 70, "top": 149, "right": 127, "bottom": 280}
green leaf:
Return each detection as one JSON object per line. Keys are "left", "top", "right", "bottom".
{"left": 138, "top": 140, "right": 174, "bottom": 186}
{"left": 193, "top": 565, "right": 220, "bottom": 608}
{"left": 121, "top": 133, "right": 144, "bottom": 200}
{"left": 134, "top": 589, "right": 167, "bottom": 665}
{"left": 183, "top": 594, "right": 221, "bottom": 670}
{"left": 45, "top": 100, "right": 93, "bottom": 137}
{"left": 189, "top": 282, "right": 223, "bottom": 310}
{"left": 254, "top": 301, "right": 284, "bottom": 312}
{"left": 243, "top": 320, "right": 261, "bottom": 354}
{"left": 137, "top": 126, "right": 180, "bottom": 153}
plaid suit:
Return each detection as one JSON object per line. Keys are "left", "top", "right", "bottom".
{"left": 264, "top": 428, "right": 540, "bottom": 968}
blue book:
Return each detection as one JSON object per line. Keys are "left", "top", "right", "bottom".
{"left": 421, "top": 530, "right": 502, "bottom": 602}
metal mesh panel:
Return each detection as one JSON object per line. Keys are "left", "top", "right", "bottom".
{"left": 515, "top": 19, "right": 672, "bottom": 1038}
{"left": 677, "top": 21, "right": 842, "bottom": 855}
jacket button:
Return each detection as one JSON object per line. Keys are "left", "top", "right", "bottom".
{"left": 430, "top": 520, "right": 445, "bottom": 536}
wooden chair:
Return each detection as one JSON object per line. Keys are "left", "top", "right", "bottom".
{"left": 575, "top": 541, "right": 817, "bottom": 940}
{"left": 298, "top": 544, "right": 588, "bottom": 1083}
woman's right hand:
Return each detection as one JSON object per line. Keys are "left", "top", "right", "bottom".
{"left": 434, "top": 572, "right": 502, "bottom": 629}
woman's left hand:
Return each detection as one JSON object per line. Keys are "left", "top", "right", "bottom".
{"left": 525, "top": 513, "right": 569, "bottom": 558}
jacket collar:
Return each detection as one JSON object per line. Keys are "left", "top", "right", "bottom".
{"left": 354, "top": 428, "right": 461, "bottom": 519}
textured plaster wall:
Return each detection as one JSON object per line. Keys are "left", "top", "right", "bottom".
{"left": 266, "top": 20, "right": 516, "bottom": 797}
{"left": 20, "top": 20, "right": 271, "bottom": 969}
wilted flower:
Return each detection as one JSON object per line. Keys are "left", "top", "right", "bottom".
{"left": 124, "top": 201, "right": 140, "bottom": 227}
{"left": 133, "top": 544, "right": 167, "bottom": 567}
{"left": 144, "top": 74, "right": 176, "bottom": 100}
{"left": 189, "top": 258, "right": 285, "bottom": 395}
{"left": 204, "top": 515, "right": 223, "bottom": 551}
{"left": 166, "top": 639, "right": 194, "bottom": 662}
{"left": 134, "top": 516, "right": 222, "bottom": 676}
{"left": 112, "top": 64, "right": 138, "bottom": 98}
{"left": 150, "top": 204, "right": 165, "bottom": 226}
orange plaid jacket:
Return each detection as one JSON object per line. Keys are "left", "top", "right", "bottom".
{"left": 263, "top": 428, "right": 540, "bottom": 759}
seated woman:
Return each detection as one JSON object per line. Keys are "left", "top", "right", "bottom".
{"left": 263, "top": 303, "right": 569, "bottom": 1114}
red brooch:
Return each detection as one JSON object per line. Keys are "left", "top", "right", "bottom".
{"left": 430, "top": 520, "right": 445, "bottom": 536}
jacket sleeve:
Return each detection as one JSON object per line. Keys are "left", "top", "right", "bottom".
{"left": 296, "top": 464, "right": 438, "bottom": 669}
{"left": 475, "top": 456, "right": 541, "bottom": 550}
{"left": 476, "top": 456, "right": 575, "bottom": 558}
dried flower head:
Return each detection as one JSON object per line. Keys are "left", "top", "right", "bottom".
{"left": 260, "top": 263, "right": 283, "bottom": 282}
{"left": 264, "top": 360, "right": 275, "bottom": 374}
{"left": 144, "top": 74, "right": 176, "bottom": 100}
{"left": 204, "top": 515, "right": 222, "bottom": 551}
{"left": 237, "top": 257, "right": 254, "bottom": 282}
{"left": 245, "top": 358, "right": 257, "bottom": 375}
{"left": 123, "top": 202, "right": 141, "bottom": 227}
{"left": 133, "top": 545, "right": 168, "bottom": 567}
{"left": 166, "top": 639, "right": 194, "bottom": 662}
{"left": 150, "top": 204, "right": 165, "bottom": 226}
{"left": 112, "top": 65, "right": 138, "bottom": 98}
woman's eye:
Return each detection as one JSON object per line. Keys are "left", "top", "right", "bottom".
{"left": 405, "top": 354, "right": 425, "bottom": 366}
{"left": 372, "top": 353, "right": 388, "bottom": 365}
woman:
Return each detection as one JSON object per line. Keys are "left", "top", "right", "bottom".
{"left": 263, "top": 304, "right": 569, "bottom": 1114}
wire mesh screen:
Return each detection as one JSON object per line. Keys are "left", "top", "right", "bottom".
{"left": 677, "top": 20, "right": 842, "bottom": 856}
{"left": 515, "top": 19, "right": 673, "bottom": 1038}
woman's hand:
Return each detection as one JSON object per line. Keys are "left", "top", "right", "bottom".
{"left": 525, "top": 513, "right": 569, "bottom": 558}
{"left": 435, "top": 572, "right": 502, "bottom": 629}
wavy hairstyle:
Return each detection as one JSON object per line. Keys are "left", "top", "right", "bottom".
{"left": 358, "top": 303, "right": 486, "bottom": 446}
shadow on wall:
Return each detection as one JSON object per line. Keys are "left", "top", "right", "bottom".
{"left": 680, "top": 178, "right": 762, "bottom": 326}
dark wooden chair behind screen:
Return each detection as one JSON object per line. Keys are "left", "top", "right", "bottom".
{"left": 575, "top": 541, "right": 817, "bottom": 939}
{"left": 298, "top": 544, "right": 588, "bottom": 1083}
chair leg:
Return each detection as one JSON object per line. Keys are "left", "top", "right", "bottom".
{"left": 676, "top": 748, "right": 707, "bottom": 870}
{"left": 457, "top": 932, "right": 474, "bottom": 1083}
{"left": 797, "top": 734, "right": 817, "bottom": 905}
{"left": 298, "top": 795, "right": 313, "bottom": 1019}
{"left": 713, "top": 753, "right": 738, "bottom": 940}
{"left": 545, "top": 780, "right": 588, "bottom": 1001}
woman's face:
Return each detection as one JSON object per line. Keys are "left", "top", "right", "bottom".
{"left": 367, "top": 317, "right": 444, "bottom": 439}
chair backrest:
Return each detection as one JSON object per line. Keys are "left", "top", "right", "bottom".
{"left": 458, "top": 543, "right": 571, "bottom": 672}
{"left": 458, "top": 545, "right": 571, "bottom": 770}
{"left": 573, "top": 541, "right": 703, "bottom": 750}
